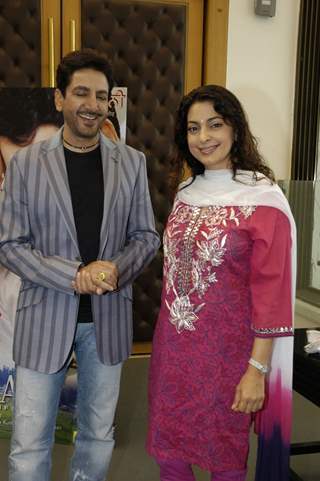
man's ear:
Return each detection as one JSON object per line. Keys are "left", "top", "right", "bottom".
{"left": 54, "top": 89, "right": 64, "bottom": 112}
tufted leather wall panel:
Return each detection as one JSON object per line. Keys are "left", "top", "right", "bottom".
{"left": 82, "top": 0, "right": 186, "bottom": 341}
{"left": 0, "top": 0, "right": 41, "bottom": 87}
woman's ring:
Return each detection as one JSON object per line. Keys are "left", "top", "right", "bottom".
{"left": 97, "top": 272, "right": 106, "bottom": 282}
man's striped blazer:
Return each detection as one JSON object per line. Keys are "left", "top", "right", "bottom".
{"left": 0, "top": 129, "right": 160, "bottom": 374}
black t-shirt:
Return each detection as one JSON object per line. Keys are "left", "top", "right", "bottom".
{"left": 65, "top": 146, "right": 104, "bottom": 322}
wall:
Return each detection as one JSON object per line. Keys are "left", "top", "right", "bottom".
{"left": 226, "top": 0, "right": 300, "bottom": 180}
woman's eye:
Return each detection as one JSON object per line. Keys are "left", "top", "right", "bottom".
{"left": 210, "top": 122, "right": 223, "bottom": 128}
{"left": 187, "top": 126, "right": 198, "bottom": 134}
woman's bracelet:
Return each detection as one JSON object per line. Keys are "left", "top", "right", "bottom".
{"left": 248, "top": 357, "right": 269, "bottom": 374}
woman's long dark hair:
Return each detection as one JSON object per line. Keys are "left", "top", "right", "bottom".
{"left": 170, "top": 85, "right": 275, "bottom": 193}
{"left": 0, "top": 88, "right": 63, "bottom": 145}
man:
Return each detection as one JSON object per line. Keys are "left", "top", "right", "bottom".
{"left": 0, "top": 49, "right": 160, "bottom": 481}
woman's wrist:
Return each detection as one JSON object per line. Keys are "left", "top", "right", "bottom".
{"left": 248, "top": 357, "right": 269, "bottom": 375}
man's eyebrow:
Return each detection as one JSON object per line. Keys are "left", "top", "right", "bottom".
{"left": 72, "top": 85, "right": 90, "bottom": 91}
{"left": 72, "top": 86, "right": 108, "bottom": 95}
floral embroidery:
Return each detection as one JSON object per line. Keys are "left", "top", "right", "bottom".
{"left": 196, "top": 229, "right": 227, "bottom": 266}
{"left": 163, "top": 223, "right": 182, "bottom": 292}
{"left": 203, "top": 207, "right": 229, "bottom": 227}
{"left": 171, "top": 202, "right": 194, "bottom": 224}
{"left": 165, "top": 288, "right": 205, "bottom": 333}
{"left": 164, "top": 202, "right": 256, "bottom": 333}
{"left": 239, "top": 206, "right": 256, "bottom": 219}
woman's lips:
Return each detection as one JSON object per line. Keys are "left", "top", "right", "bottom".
{"left": 199, "top": 145, "right": 219, "bottom": 154}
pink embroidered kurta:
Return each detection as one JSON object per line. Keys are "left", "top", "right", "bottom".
{"left": 147, "top": 200, "right": 293, "bottom": 473}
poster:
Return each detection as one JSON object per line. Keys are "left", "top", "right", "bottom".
{"left": 105, "top": 87, "right": 128, "bottom": 142}
{"left": 0, "top": 86, "right": 127, "bottom": 443}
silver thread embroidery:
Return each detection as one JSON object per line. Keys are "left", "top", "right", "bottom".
{"left": 164, "top": 203, "right": 256, "bottom": 333}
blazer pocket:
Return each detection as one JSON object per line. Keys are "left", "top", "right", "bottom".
{"left": 119, "top": 284, "right": 132, "bottom": 301}
{"left": 17, "top": 286, "right": 46, "bottom": 311}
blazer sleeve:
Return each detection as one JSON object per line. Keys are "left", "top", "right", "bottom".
{"left": 250, "top": 206, "right": 293, "bottom": 337}
{"left": 110, "top": 151, "right": 160, "bottom": 288}
{"left": 0, "top": 155, "right": 80, "bottom": 294}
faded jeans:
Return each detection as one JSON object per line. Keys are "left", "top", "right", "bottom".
{"left": 9, "top": 323, "right": 122, "bottom": 481}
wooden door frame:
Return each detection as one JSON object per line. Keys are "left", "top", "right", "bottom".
{"left": 62, "top": 0, "right": 82, "bottom": 57}
{"left": 140, "top": 0, "right": 205, "bottom": 93}
{"left": 142, "top": 0, "right": 229, "bottom": 89}
{"left": 41, "top": 0, "right": 229, "bottom": 89}
{"left": 41, "top": 0, "right": 82, "bottom": 86}
{"left": 203, "top": 0, "right": 229, "bottom": 87}
{"left": 41, "top": 0, "right": 61, "bottom": 87}
{"left": 69, "top": 0, "right": 204, "bottom": 95}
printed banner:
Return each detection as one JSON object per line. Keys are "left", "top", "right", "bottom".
{"left": 105, "top": 87, "right": 128, "bottom": 142}
{"left": 0, "top": 86, "right": 127, "bottom": 443}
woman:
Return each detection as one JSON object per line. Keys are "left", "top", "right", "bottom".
{"left": 147, "top": 85, "right": 296, "bottom": 481}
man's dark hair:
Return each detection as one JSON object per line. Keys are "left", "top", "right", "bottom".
{"left": 56, "top": 49, "right": 114, "bottom": 98}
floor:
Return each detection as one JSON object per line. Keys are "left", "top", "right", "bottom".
{"left": 0, "top": 357, "right": 319, "bottom": 481}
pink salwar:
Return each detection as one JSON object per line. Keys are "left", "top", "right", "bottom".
{"left": 157, "top": 459, "right": 247, "bottom": 481}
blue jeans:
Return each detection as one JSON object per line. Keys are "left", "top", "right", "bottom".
{"left": 9, "top": 323, "right": 123, "bottom": 481}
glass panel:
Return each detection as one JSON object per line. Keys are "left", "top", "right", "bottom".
{"left": 317, "top": 102, "right": 320, "bottom": 179}
{"left": 279, "top": 179, "right": 320, "bottom": 306}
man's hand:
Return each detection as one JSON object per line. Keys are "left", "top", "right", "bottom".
{"left": 72, "top": 260, "right": 119, "bottom": 295}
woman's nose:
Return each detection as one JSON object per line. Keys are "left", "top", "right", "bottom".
{"left": 199, "top": 126, "right": 210, "bottom": 142}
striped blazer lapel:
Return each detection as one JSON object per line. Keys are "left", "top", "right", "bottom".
{"left": 41, "top": 133, "right": 79, "bottom": 253}
{"left": 98, "top": 136, "right": 121, "bottom": 257}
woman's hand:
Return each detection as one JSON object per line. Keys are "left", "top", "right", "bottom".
{"left": 231, "top": 366, "right": 266, "bottom": 414}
